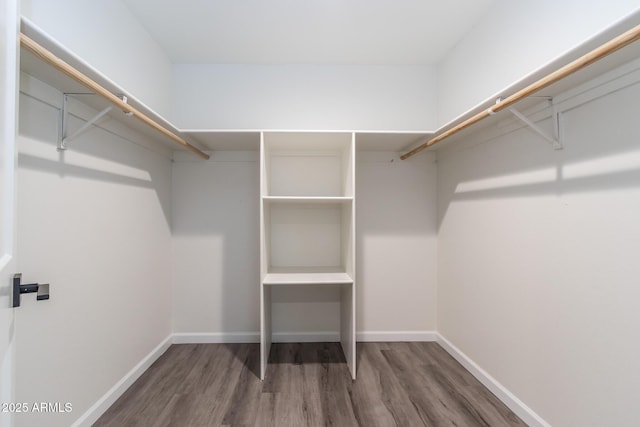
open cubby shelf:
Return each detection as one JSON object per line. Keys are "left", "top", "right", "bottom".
{"left": 260, "top": 132, "right": 356, "bottom": 380}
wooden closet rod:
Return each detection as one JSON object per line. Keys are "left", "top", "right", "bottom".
{"left": 401, "top": 23, "right": 640, "bottom": 160}
{"left": 20, "top": 33, "right": 210, "bottom": 160}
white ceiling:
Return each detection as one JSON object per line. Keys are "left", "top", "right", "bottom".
{"left": 122, "top": 0, "right": 496, "bottom": 65}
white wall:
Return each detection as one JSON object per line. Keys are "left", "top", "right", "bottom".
{"left": 436, "top": 62, "right": 640, "bottom": 426}
{"left": 171, "top": 148, "right": 437, "bottom": 339}
{"left": 437, "top": 0, "right": 640, "bottom": 127}
{"left": 21, "top": 0, "right": 174, "bottom": 120}
{"left": 172, "top": 64, "right": 437, "bottom": 131}
{"left": 356, "top": 151, "right": 437, "bottom": 336}
{"left": 171, "top": 151, "right": 260, "bottom": 337}
{"left": 15, "top": 74, "right": 173, "bottom": 427}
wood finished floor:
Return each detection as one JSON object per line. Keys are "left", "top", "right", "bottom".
{"left": 94, "top": 342, "right": 527, "bottom": 427}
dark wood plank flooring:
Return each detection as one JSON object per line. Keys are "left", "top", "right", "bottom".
{"left": 94, "top": 342, "right": 527, "bottom": 427}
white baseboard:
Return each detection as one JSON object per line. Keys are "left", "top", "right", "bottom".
{"left": 71, "top": 335, "right": 173, "bottom": 427}
{"left": 436, "top": 333, "right": 550, "bottom": 427}
{"left": 171, "top": 331, "right": 438, "bottom": 344}
{"left": 357, "top": 330, "right": 438, "bottom": 342}
{"left": 272, "top": 331, "right": 340, "bottom": 342}
{"left": 172, "top": 332, "right": 260, "bottom": 344}
{"left": 172, "top": 331, "right": 340, "bottom": 343}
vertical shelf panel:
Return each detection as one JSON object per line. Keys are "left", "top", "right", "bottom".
{"left": 342, "top": 132, "right": 356, "bottom": 379}
{"left": 341, "top": 284, "right": 356, "bottom": 379}
{"left": 348, "top": 132, "right": 356, "bottom": 379}
{"left": 259, "top": 132, "right": 270, "bottom": 380}
{"left": 260, "top": 285, "right": 272, "bottom": 379}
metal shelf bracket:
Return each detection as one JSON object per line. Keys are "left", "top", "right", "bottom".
{"left": 59, "top": 93, "right": 135, "bottom": 150}
{"left": 59, "top": 93, "right": 114, "bottom": 150}
{"left": 506, "top": 100, "right": 563, "bottom": 150}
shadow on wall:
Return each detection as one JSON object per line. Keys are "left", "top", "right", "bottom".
{"left": 17, "top": 93, "right": 172, "bottom": 226}
{"left": 15, "top": 89, "right": 175, "bottom": 426}
{"left": 437, "top": 81, "right": 640, "bottom": 228}
{"left": 433, "top": 77, "right": 640, "bottom": 427}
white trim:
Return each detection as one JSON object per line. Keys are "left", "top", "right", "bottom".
{"left": 273, "top": 331, "right": 339, "bottom": 343}
{"left": 172, "top": 332, "right": 260, "bottom": 344}
{"left": 70, "top": 335, "right": 173, "bottom": 427}
{"left": 436, "top": 333, "right": 551, "bottom": 427}
{"left": 171, "top": 331, "right": 438, "bottom": 344}
{"left": 357, "top": 330, "right": 438, "bottom": 342}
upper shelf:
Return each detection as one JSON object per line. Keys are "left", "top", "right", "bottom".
{"left": 15, "top": 20, "right": 437, "bottom": 155}
{"left": 179, "top": 130, "right": 433, "bottom": 153}
{"left": 19, "top": 19, "right": 209, "bottom": 159}
{"left": 401, "top": 16, "right": 640, "bottom": 158}
{"left": 21, "top": 14, "right": 640, "bottom": 158}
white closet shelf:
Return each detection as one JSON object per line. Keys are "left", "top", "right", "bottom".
{"left": 263, "top": 267, "right": 354, "bottom": 285}
{"left": 401, "top": 18, "right": 640, "bottom": 158}
{"left": 185, "top": 130, "right": 432, "bottom": 152}
{"left": 19, "top": 18, "right": 209, "bottom": 159}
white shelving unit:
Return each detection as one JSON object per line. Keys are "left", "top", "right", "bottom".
{"left": 260, "top": 131, "right": 356, "bottom": 380}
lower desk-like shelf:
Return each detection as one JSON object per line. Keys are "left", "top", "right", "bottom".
{"left": 260, "top": 267, "right": 356, "bottom": 381}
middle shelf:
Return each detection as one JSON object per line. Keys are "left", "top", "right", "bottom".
{"left": 263, "top": 198, "right": 354, "bottom": 284}
{"left": 263, "top": 196, "right": 353, "bottom": 203}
